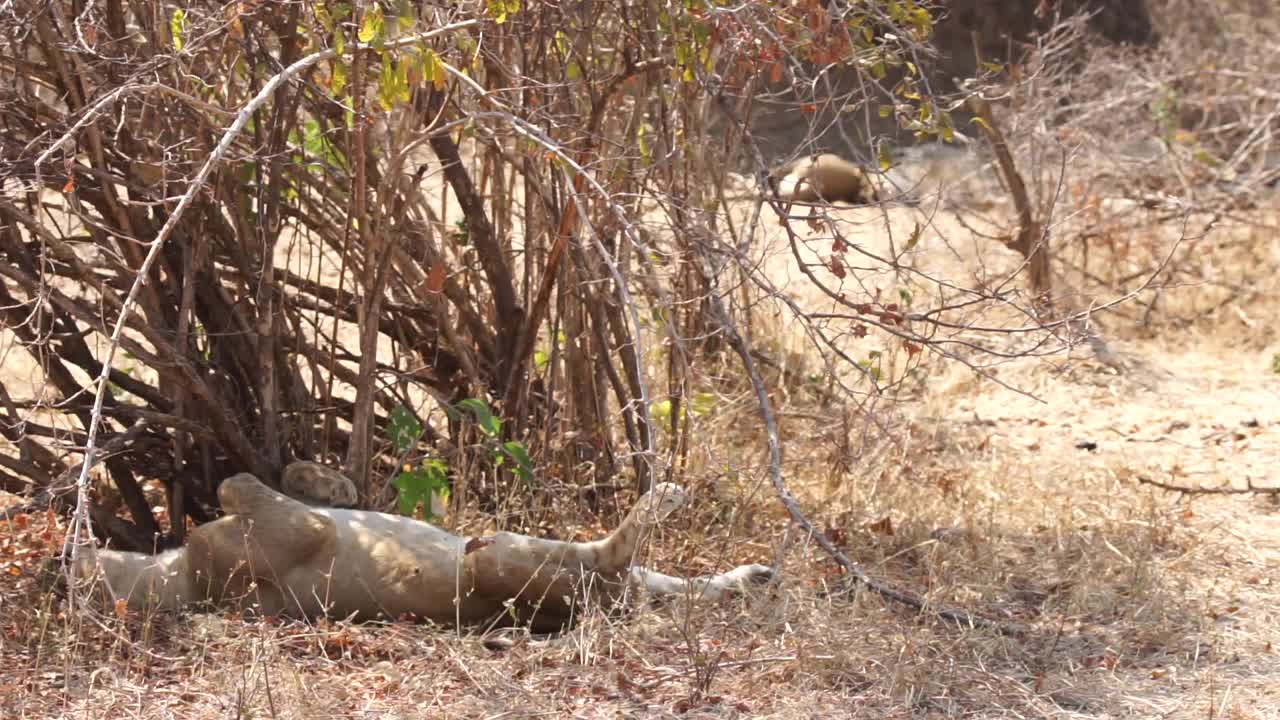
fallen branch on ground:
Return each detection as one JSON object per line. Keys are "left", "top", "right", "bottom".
{"left": 1132, "top": 474, "right": 1280, "bottom": 495}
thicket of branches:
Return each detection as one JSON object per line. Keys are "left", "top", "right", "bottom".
{"left": 3, "top": 0, "right": 1244, "bottom": 562}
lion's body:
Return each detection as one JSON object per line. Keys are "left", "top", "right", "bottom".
{"left": 770, "top": 153, "right": 880, "bottom": 205}
{"left": 72, "top": 467, "right": 770, "bottom": 632}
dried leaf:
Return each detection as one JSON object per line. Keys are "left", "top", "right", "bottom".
{"left": 867, "top": 515, "right": 894, "bottom": 536}
{"left": 464, "top": 537, "right": 493, "bottom": 555}
{"left": 829, "top": 256, "right": 845, "bottom": 279}
{"left": 426, "top": 261, "right": 446, "bottom": 293}
{"left": 904, "top": 222, "right": 923, "bottom": 251}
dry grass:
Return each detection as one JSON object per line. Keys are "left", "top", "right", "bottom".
{"left": 6, "top": 193, "right": 1280, "bottom": 717}
{"left": 6, "top": 5, "right": 1280, "bottom": 717}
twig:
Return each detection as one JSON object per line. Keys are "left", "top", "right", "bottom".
{"left": 1131, "top": 474, "right": 1280, "bottom": 496}
{"left": 29, "top": 83, "right": 236, "bottom": 171}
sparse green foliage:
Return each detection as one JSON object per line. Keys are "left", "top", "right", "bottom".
{"left": 170, "top": 9, "right": 187, "bottom": 51}
{"left": 499, "top": 441, "right": 535, "bottom": 485}
{"left": 451, "top": 398, "right": 535, "bottom": 486}
{"left": 486, "top": 0, "right": 521, "bottom": 24}
{"left": 393, "top": 457, "right": 450, "bottom": 518}
{"left": 387, "top": 405, "right": 424, "bottom": 455}
{"left": 358, "top": 5, "right": 384, "bottom": 44}
{"left": 454, "top": 398, "right": 502, "bottom": 438}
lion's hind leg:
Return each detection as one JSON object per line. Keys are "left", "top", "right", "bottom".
{"left": 57, "top": 543, "right": 195, "bottom": 612}
{"left": 628, "top": 564, "right": 774, "bottom": 603}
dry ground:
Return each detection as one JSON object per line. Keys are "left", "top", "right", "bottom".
{"left": 3, "top": 158, "right": 1280, "bottom": 718}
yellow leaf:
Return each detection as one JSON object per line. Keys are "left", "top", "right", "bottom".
{"left": 331, "top": 61, "right": 348, "bottom": 95}
{"left": 358, "top": 6, "right": 383, "bottom": 43}
{"left": 170, "top": 9, "right": 187, "bottom": 52}
{"left": 877, "top": 144, "right": 894, "bottom": 171}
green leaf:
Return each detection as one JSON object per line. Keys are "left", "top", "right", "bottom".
{"left": 487, "top": 0, "right": 510, "bottom": 24}
{"left": 693, "top": 21, "right": 711, "bottom": 45}
{"left": 170, "top": 9, "right": 187, "bottom": 52}
{"left": 650, "top": 399, "right": 672, "bottom": 421}
{"left": 688, "top": 392, "right": 716, "bottom": 417}
{"left": 898, "top": 287, "right": 913, "bottom": 306}
{"left": 533, "top": 349, "right": 550, "bottom": 372}
{"left": 393, "top": 458, "right": 450, "bottom": 518}
{"left": 456, "top": 398, "right": 501, "bottom": 438}
{"left": 421, "top": 47, "right": 447, "bottom": 90}
{"left": 331, "top": 60, "right": 348, "bottom": 95}
{"left": 395, "top": 0, "right": 415, "bottom": 30}
{"left": 388, "top": 404, "right": 423, "bottom": 454}
{"left": 877, "top": 144, "right": 894, "bottom": 172}
{"left": 393, "top": 471, "right": 424, "bottom": 516}
{"left": 378, "top": 53, "right": 397, "bottom": 110}
{"left": 638, "top": 123, "right": 653, "bottom": 163}
{"left": 501, "top": 441, "right": 534, "bottom": 485}
{"left": 317, "top": 2, "right": 335, "bottom": 32}
{"left": 857, "top": 359, "right": 882, "bottom": 382}
{"left": 450, "top": 218, "right": 469, "bottom": 246}
{"left": 395, "top": 57, "right": 411, "bottom": 104}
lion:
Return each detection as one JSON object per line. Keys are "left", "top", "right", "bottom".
{"left": 768, "top": 153, "right": 880, "bottom": 207}
{"left": 65, "top": 463, "right": 773, "bottom": 633}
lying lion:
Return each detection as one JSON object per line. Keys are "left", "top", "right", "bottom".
{"left": 68, "top": 462, "right": 772, "bottom": 632}
{"left": 768, "top": 153, "right": 880, "bottom": 207}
